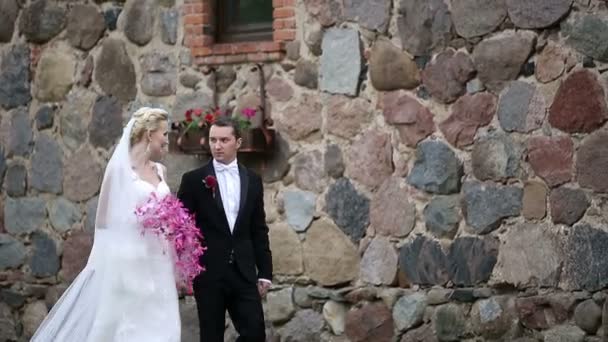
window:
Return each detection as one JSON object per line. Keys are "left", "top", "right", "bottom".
{"left": 216, "top": 0, "right": 274, "bottom": 43}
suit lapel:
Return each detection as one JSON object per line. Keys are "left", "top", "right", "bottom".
{"left": 233, "top": 164, "right": 249, "bottom": 234}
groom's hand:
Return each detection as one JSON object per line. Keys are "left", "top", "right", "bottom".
{"left": 257, "top": 280, "right": 271, "bottom": 298}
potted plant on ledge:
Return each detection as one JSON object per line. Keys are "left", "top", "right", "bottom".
{"left": 171, "top": 106, "right": 275, "bottom": 154}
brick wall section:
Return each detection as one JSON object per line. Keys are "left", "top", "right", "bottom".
{"left": 183, "top": 0, "right": 296, "bottom": 66}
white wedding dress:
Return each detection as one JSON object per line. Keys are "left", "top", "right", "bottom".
{"left": 31, "top": 118, "right": 181, "bottom": 341}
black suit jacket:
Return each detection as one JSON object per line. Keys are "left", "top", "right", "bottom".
{"left": 177, "top": 161, "right": 272, "bottom": 284}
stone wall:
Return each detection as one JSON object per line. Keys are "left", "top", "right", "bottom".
{"left": 1, "top": 0, "right": 608, "bottom": 341}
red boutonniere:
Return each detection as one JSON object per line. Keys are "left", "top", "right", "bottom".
{"left": 203, "top": 175, "right": 217, "bottom": 198}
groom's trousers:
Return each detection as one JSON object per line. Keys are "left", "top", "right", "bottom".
{"left": 193, "top": 262, "right": 266, "bottom": 342}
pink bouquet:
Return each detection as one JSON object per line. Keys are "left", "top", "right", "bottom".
{"left": 135, "top": 193, "right": 206, "bottom": 293}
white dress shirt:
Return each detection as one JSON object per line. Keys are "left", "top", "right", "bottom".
{"left": 213, "top": 158, "right": 240, "bottom": 233}
{"left": 212, "top": 158, "right": 272, "bottom": 286}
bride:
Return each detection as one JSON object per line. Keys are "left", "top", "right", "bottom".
{"left": 31, "top": 107, "right": 180, "bottom": 341}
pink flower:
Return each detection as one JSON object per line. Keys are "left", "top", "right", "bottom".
{"left": 203, "top": 175, "right": 217, "bottom": 198}
{"left": 242, "top": 108, "right": 256, "bottom": 119}
{"left": 135, "top": 193, "right": 206, "bottom": 292}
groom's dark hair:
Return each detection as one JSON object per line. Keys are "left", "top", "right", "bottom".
{"left": 211, "top": 115, "right": 241, "bottom": 139}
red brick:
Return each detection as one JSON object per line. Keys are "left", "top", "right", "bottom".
{"left": 283, "top": 18, "right": 296, "bottom": 29}
{"left": 191, "top": 47, "right": 212, "bottom": 57}
{"left": 274, "top": 29, "right": 296, "bottom": 41}
{"left": 273, "top": 0, "right": 283, "bottom": 6}
{"left": 184, "top": 14, "right": 204, "bottom": 25}
{"left": 273, "top": 20, "right": 284, "bottom": 30}
{"left": 273, "top": 7, "right": 294, "bottom": 18}
{"left": 258, "top": 41, "right": 283, "bottom": 52}
{"left": 234, "top": 42, "right": 259, "bottom": 54}
{"left": 224, "top": 54, "right": 249, "bottom": 64}
{"left": 283, "top": 0, "right": 296, "bottom": 6}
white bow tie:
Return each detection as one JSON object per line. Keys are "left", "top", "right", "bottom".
{"left": 215, "top": 163, "right": 238, "bottom": 173}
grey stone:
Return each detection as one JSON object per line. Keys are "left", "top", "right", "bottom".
{"left": 293, "top": 287, "right": 313, "bottom": 308}
{"left": 5, "top": 163, "right": 26, "bottom": 197}
{"left": 0, "top": 149, "right": 5, "bottom": 187}
{"left": 35, "top": 105, "right": 55, "bottom": 130}
{"left": 31, "top": 133, "right": 63, "bottom": 194}
{"left": 303, "top": 219, "right": 360, "bottom": 286}
{"left": 550, "top": 187, "right": 589, "bottom": 225}
{"left": 324, "top": 144, "right": 344, "bottom": 179}
{"left": 285, "top": 40, "right": 300, "bottom": 61}
{"left": 5, "top": 197, "right": 46, "bottom": 235}
{"left": 471, "top": 296, "right": 518, "bottom": 339}
{"left": 30, "top": 231, "right": 59, "bottom": 277}
{"left": 325, "top": 178, "right": 370, "bottom": 243}
{"left": 95, "top": 38, "right": 136, "bottom": 103}
{"left": 19, "top": 0, "right": 66, "bottom": 43}
{"left": 49, "top": 197, "right": 82, "bottom": 233}
{"left": 172, "top": 91, "right": 213, "bottom": 122}
{"left": 211, "top": 66, "right": 236, "bottom": 93}
{"left": 564, "top": 14, "right": 608, "bottom": 62}
{"left": 22, "top": 301, "right": 48, "bottom": 338}
{"left": 574, "top": 299, "right": 602, "bottom": 334}
{"left": 370, "top": 39, "right": 420, "bottom": 91}
{"left": 63, "top": 147, "right": 103, "bottom": 202}
{"left": 280, "top": 309, "right": 325, "bottom": 342}
{"left": 85, "top": 196, "right": 98, "bottom": 232}
{"left": 449, "top": 288, "right": 475, "bottom": 302}
{"left": 424, "top": 196, "right": 461, "bottom": 239}
{"left": 494, "top": 222, "right": 563, "bottom": 288}
{"left": 34, "top": 46, "right": 76, "bottom": 102}
{"left": 0, "top": 234, "right": 26, "bottom": 270}
{"left": 407, "top": 140, "right": 464, "bottom": 195}
{"left": 123, "top": 0, "right": 156, "bottom": 46}
{"left": 269, "top": 223, "right": 304, "bottom": 275}
{"left": 448, "top": 236, "right": 499, "bottom": 286}
{"left": 0, "top": 289, "right": 25, "bottom": 309}
{"left": 160, "top": 8, "right": 178, "bottom": 45}
{"left": 303, "top": 0, "right": 343, "bottom": 27}
{"left": 399, "top": 235, "right": 450, "bottom": 286}
{"left": 434, "top": 304, "right": 465, "bottom": 341}
{"left": 179, "top": 73, "right": 201, "bottom": 89}
{"left": 89, "top": 95, "right": 124, "bottom": 149}
{"left": 320, "top": 28, "right": 361, "bottom": 96}
{"left": 0, "top": 0, "right": 19, "bottom": 42}
{"left": 393, "top": 293, "right": 427, "bottom": 332}
{"left": 323, "top": 301, "right": 347, "bottom": 335}
{"left": 563, "top": 224, "right": 608, "bottom": 291}
{"left": 140, "top": 51, "right": 177, "bottom": 96}
{"left": 283, "top": 190, "right": 316, "bottom": 232}
{"left": 0, "top": 303, "right": 16, "bottom": 341}
{"left": 344, "top": 0, "right": 391, "bottom": 32}
{"left": 472, "top": 132, "right": 522, "bottom": 182}
{"left": 467, "top": 78, "right": 485, "bottom": 94}
{"left": 543, "top": 325, "right": 585, "bottom": 342}
{"left": 265, "top": 287, "right": 295, "bottom": 323}
{"left": 577, "top": 131, "right": 608, "bottom": 193}
{"left": 397, "top": 0, "right": 451, "bottom": 56}
{"left": 293, "top": 150, "right": 325, "bottom": 193}
{"left": 103, "top": 7, "right": 121, "bottom": 31}
{"left": 180, "top": 297, "right": 199, "bottom": 342}
{"left": 506, "top": 0, "right": 572, "bottom": 29}
{"left": 360, "top": 236, "right": 398, "bottom": 285}
{"left": 427, "top": 288, "right": 452, "bottom": 305}
{"left": 66, "top": 4, "right": 105, "bottom": 50}
{"left": 0, "top": 44, "right": 31, "bottom": 110}
{"left": 6, "top": 107, "right": 33, "bottom": 158}
{"left": 498, "top": 81, "right": 545, "bottom": 133}
{"left": 59, "top": 88, "right": 95, "bottom": 151}
{"left": 304, "top": 21, "right": 323, "bottom": 56}
{"left": 451, "top": 0, "right": 507, "bottom": 38}
{"left": 473, "top": 30, "right": 536, "bottom": 92}
{"left": 262, "top": 133, "right": 292, "bottom": 183}
{"left": 294, "top": 59, "right": 318, "bottom": 89}
{"left": 462, "top": 181, "right": 522, "bottom": 234}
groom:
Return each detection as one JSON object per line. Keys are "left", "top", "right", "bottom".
{"left": 177, "top": 116, "right": 272, "bottom": 342}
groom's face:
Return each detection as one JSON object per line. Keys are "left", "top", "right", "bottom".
{"left": 209, "top": 125, "right": 241, "bottom": 164}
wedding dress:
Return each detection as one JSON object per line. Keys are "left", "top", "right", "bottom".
{"left": 31, "top": 118, "right": 180, "bottom": 341}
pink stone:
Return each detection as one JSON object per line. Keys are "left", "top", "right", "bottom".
{"left": 439, "top": 92, "right": 497, "bottom": 148}
{"left": 527, "top": 136, "right": 573, "bottom": 187}
{"left": 548, "top": 69, "right": 608, "bottom": 133}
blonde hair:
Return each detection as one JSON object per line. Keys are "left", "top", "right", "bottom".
{"left": 129, "top": 107, "right": 169, "bottom": 146}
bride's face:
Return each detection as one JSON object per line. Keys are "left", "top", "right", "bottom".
{"left": 148, "top": 120, "right": 169, "bottom": 162}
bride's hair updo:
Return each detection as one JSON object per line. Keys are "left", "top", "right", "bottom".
{"left": 129, "top": 107, "right": 169, "bottom": 147}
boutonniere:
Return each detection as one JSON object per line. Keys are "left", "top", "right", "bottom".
{"left": 203, "top": 175, "right": 217, "bottom": 198}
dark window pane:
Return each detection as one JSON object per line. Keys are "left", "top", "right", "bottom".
{"left": 217, "top": 0, "right": 273, "bottom": 43}
{"left": 237, "top": 0, "right": 273, "bottom": 24}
